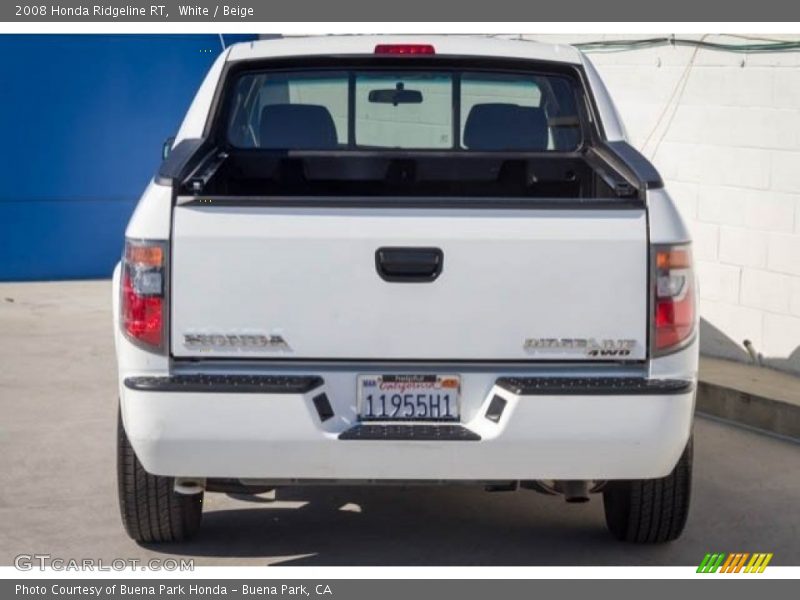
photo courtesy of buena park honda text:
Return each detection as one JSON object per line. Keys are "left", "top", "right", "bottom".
{"left": 0, "top": 0, "right": 798, "bottom": 596}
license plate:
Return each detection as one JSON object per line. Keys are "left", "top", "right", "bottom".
{"left": 358, "top": 374, "right": 460, "bottom": 421}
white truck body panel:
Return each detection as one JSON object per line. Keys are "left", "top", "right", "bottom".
{"left": 227, "top": 35, "right": 584, "bottom": 64}
{"left": 121, "top": 369, "right": 693, "bottom": 480}
{"left": 170, "top": 204, "right": 648, "bottom": 360}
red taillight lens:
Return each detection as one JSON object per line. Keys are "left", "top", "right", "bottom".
{"left": 653, "top": 244, "right": 696, "bottom": 354}
{"left": 121, "top": 240, "right": 166, "bottom": 351}
{"left": 374, "top": 44, "right": 436, "bottom": 55}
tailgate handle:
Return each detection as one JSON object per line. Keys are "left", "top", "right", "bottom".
{"left": 375, "top": 247, "right": 443, "bottom": 282}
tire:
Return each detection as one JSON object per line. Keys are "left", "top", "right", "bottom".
{"left": 117, "top": 410, "right": 203, "bottom": 542}
{"left": 602, "top": 436, "right": 692, "bottom": 543}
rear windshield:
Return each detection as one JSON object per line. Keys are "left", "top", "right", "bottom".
{"left": 226, "top": 70, "right": 583, "bottom": 152}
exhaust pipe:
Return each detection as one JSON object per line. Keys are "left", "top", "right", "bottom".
{"left": 560, "top": 480, "right": 590, "bottom": 503}
{"left": 174, "top": 478, "right": 206, "bottom": 495}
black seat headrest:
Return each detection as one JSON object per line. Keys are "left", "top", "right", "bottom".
{"left": 463, "top": 103, "right": 549, "bottom": 151}
{"left": 259, "top": 104, "right": 338, "bottom": 150}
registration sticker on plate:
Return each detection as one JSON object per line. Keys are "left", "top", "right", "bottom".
{"left": 358, "top": 374, "right": 460, "bottom": 421}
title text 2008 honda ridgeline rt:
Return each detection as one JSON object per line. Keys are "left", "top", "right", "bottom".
{"left": 114, "top": 36, "right": 698, "bottom": 544}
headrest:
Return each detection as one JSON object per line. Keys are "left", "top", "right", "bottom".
{"left": 463, "top": 103, "right": 549, "bottom": 151}
{"left": 259, "top": 104, "right": 338, "bottom": 149}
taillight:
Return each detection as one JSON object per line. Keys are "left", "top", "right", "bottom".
{"left": 652, "top": 244, "right": 696, "bottom": 355}
{"left": 121, "top": 239, "right": 166, "bottom": 351}
{"left": 374, "top": 44, "right": 436, "bottom": 55}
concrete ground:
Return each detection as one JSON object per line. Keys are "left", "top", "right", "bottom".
{"left": 0, "top": 281, "right": 798, "bottom": 566}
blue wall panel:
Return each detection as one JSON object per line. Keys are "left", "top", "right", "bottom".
{"left": 0, "top": 34, "right": 255, "bottom": 281}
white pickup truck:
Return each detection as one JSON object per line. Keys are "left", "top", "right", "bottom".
{"left": 113, "top": 36, "right": 698, "bottom": 545}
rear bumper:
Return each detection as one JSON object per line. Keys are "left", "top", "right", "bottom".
{"left": 120, "top": 371, "right": 695, "bottom": 481}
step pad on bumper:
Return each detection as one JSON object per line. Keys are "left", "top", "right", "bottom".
{"left": 340, "top": 424, "right": 481, "bottom": 441}
{"left": 496, "top": 377, "right": 693, "bottom": 395}
{"left": 124, "top": 374, "right": 323, "bottom": 394}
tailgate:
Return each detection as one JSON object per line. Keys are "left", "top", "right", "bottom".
{"left": 170, "top": 204, "right": 648, "bottom": 361}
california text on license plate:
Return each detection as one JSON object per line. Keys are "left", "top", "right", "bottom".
{"left": 358, "top": 374, "right": 460, "bottom": 421}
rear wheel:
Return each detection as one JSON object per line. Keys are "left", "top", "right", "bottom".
{"left": 117, "top": 410, "right": 203, "bottom": 542}
{"left": 602, "top": 436, "right": 692, "bottom": 543}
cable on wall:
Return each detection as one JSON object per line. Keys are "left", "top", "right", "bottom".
{"left": 575, "top": 36, "right": 800, "bottom": 54}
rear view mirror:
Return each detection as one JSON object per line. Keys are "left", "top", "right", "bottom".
{"left": 368, "top": 83, "right": 423, "bottom": 106}
{"left": 162, "top": 136, "right": 175, "bottom": 160}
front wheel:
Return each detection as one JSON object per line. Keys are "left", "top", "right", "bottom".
{"left": 117, "top": 409, "right": 203, "bottom": 542}
{"left": 602, "top": 436, "right": 692, "bottom": 543}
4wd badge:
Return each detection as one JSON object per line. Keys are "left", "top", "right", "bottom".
{"left": 524, "top": 338, "right": 637, "bottom": 357}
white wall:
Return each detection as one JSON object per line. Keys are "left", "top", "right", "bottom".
{"left": 527, "top": 34, "right": 800, "bottom": 374}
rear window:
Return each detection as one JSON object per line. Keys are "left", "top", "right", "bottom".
{"left": 226, "top": 69, "right": 583, "bottom": 152}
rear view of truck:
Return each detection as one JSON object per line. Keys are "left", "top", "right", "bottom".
{"left": 113, "top": 37, "right": 698, "bottom": 545}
